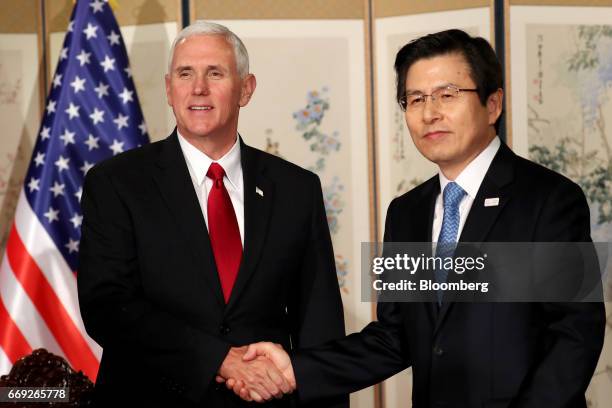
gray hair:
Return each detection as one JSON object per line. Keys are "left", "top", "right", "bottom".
{"left": 167, "top": 20, "right": 249, "bottom": 77}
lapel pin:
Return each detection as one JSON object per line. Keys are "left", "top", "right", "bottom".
{"left": 256, "top": 187, "right": 264, "bottom": 197}
{"left": 484, "top": 197, "right": 499, "bottom": 207}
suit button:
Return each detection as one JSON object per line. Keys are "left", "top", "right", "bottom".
{"left": 433, "top": 346, "right": 444, "bottom": 356}
{"left": 219, "top": 324, "right": 230, "bottom": 335}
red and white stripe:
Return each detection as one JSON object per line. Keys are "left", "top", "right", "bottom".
{"left": 0, "top": 190, "right": 101, "bottom": 380}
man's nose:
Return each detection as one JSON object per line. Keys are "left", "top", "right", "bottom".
{"left": 422, "top": 97, "right": 442, "bottom": 123}
{"left": 193, "top": 75, "right": 210, "bottom": 95}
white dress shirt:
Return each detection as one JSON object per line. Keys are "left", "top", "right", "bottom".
{"left": 432, "top": 136, "right": 501, "bottom": 243}
{"left": 177, "top": 132, "right": 244, "bottom": 245}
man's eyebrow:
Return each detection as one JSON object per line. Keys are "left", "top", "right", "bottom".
{"left": 173, "top": 64, "right": 228, "bottom": 73}
{"left": 174, "top": 65, "right": 193, "bottom": 72}
{"left": 205, "top": 64, "right": 228, "bottom": 72}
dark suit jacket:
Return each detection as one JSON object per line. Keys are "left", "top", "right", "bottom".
{"left": 292, "top": 142, "right": 605, "bottom": 408}
{"left": 77, "top": 132, "right": 348, "bottom": 407}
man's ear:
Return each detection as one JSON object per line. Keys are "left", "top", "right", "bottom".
{"left": 239, "top": 74, "right": 256, "bottom": 107}
{"left": 487, "top": 88, "right": 504, "bottom": 125}
{"left": 165, "top": 74, "right": 173, "bottom": 107}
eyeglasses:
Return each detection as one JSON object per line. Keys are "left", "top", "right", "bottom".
{"left": 399, "top": 85, "right": 479, "bottom": 112}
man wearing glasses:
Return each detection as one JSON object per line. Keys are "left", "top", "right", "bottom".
{"left": 223, "top": 29, "right": 605, "bottom": 407}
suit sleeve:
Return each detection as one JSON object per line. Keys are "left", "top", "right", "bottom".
{"left": 511, "top": 180, "right": 605, "bottom": 408}
{"left": 78, "top": 165, "right": 231, "bottom": 402}
{"left": 291, "top": 196, "right": 410, "bottom": 404}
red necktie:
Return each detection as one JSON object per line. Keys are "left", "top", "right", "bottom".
{"left": 206, "top": 163, "right": 242, "bottom": 303}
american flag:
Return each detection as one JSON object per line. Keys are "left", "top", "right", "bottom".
{"left": 0, "top": 0, "right": 148, "bottom": 380}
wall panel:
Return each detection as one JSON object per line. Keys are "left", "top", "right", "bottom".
{"left": 509, "top": 4, "right": 612, "bottom": 406}
{"left": 0, "top": 0, "right": 43, "bottom": 252}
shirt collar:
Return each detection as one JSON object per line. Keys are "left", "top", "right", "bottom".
{"left": 177, "top": 131, "right": 242, "bottom": 191}
{"left": 438, "top": 136, "right": 501, "bottom": 199}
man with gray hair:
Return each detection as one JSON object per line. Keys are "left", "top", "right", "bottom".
{"left": 78, "top": 21, "right": 348, "bottom": 408}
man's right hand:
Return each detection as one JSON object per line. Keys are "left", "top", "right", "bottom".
{"left": 217, "top": 346, "right": 293, "bottom": 402}
{"left": 224, "top": 342, "right": 296, "bottom": 402}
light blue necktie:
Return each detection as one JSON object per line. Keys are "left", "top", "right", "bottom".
{"left": 435, "top": 182, "right": 466, "bottom": 304}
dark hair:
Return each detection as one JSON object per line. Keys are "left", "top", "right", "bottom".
{"left": 394, "top": 29, "right": 503, "bottom": 131}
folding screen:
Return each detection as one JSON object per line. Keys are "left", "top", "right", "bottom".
{"left": 508, "top": 1, "right": 612, "bottom": 405}
{"left": 0, "top": 1, "right": 43, "bottom": 261}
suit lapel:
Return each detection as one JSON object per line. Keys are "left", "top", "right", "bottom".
{"left": 413, "top": 178, "right": 438, "bottom": 243}
{"left": 151, "top": 132, "right": 225, "bottom": 306}
{"left": 434, "top": 143, "right": 515, "bottom": 334}
{"left": 422, "top": 180, "right": 440, "bottom": 322}
{"left": 225, "top": 141, "right": 274, "bottom": 312}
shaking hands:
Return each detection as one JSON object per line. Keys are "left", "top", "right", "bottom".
{"left": 217, "top": 342, "right": 296, "bottom": 402}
